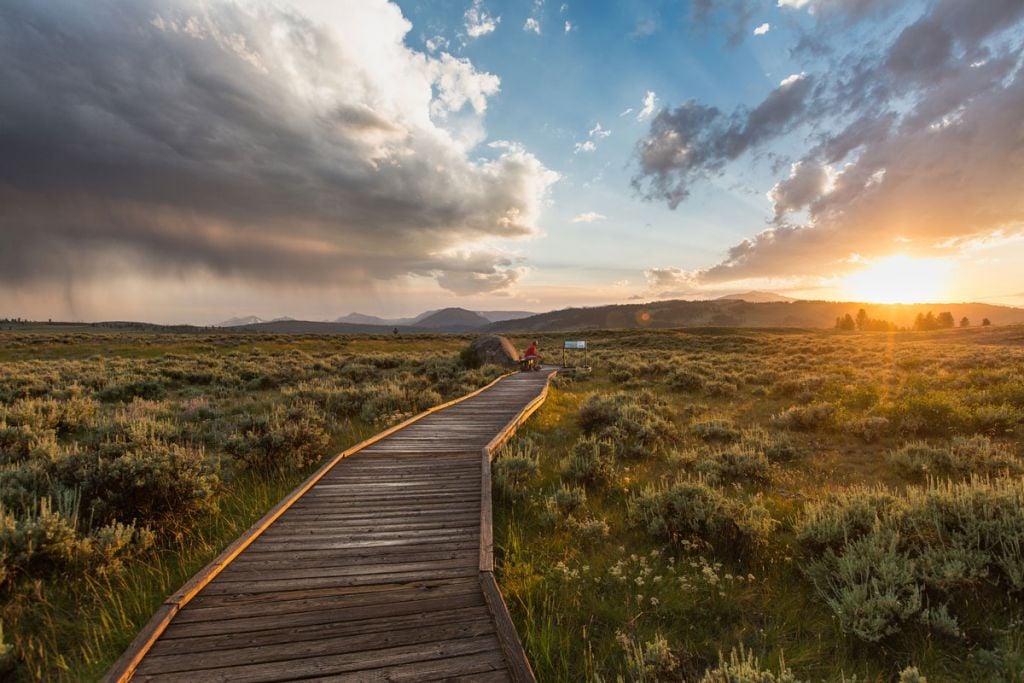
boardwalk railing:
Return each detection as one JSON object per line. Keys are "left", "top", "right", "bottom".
{"left": 105, "top": 368, "right": 554, "bottom": 682}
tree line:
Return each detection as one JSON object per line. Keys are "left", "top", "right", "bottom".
{"left": 835, "top": 309, "right": 992, "bottom": 331}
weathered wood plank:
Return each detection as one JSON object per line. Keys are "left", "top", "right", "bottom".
{"left": 138, "top": 618, "right": 497, "bottom": 674}
{"left": 160, "top": 592, "right": 488, "bottom": 639}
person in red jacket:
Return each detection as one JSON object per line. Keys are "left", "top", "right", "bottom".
{"left": 523, "top": 340, "right": 542, "bottom": 370}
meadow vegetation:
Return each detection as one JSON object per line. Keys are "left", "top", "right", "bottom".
{"left": 492, "top": 326, "right": 1024, "bottom": 681}
{"left": 0, "top": 331, "right": 502, "bottom": 680}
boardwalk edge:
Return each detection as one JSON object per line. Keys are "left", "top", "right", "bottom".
{"left": 478, "top": 369, "right": 555, "bottom": 683}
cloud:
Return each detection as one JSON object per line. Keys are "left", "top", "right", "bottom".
{"left": 661, "top": 1, "right": 1024, "bottom": 286}
{"left": 564, "top": 21, "right": 572, "bottom": 33}
{"left": 636, "top": 91, "right": 659, "bottom": 121}
{"left": 619, "top": 107, "right": 634, "bottom": 117}
{"left": 643, "top": 267, "right": 698, "bottom": 296}
{"left": 630, "top": 18, "right": 658, "bottom": 38}
{"left": 425, "top": 35, "right": 449, "bottom": 52}
{"left": 768, "top": 161, "right": 834, "bottom": 220}
{"left": 572, "top": 212, "right": 607, "bottom": 223}
{"left": 0, "top": 0, "right": 557, "bottom": 300}
{"left": 776, "top": 0, "right": 886, "bottom": 19}
{"left": 523, "top": 17, "right": 541, "bottom": 34}
{"left": 574, "top": 122, "right": 610, "bottom": 153}
{"left": 633, "top": 74, "right": 814, "bottom": 207}
{"left": 588, "top": 123, "right": 611, "bottom": 140}
{"left": 753, "top": 22, "right": 770, "bottom": 35}
{"left": 432, "top": 252, "right": 527, "bottom": 295}
{"left": 465, "top": 0, "right": 500, "bottom": 38}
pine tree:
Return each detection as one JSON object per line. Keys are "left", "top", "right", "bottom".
{"left": 856, "top": 308, "right": 869, "bottom": 331}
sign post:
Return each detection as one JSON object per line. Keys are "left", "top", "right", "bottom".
{"left": 562, "top": 340, "right": 588, "bottom": 369}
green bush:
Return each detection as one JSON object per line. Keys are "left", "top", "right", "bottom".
{"left": 76, "top": 434, "right": 219, "bottom": 526}
{"left": 97, "top": 380, "right": 165, "bottom": 403}
{"left": 668, "top": 369, "right": 704, "bottom": 393}
{"left": 797, "top": 477, "right": 1024, "bottom": 642}
{"left": 886, "top": 392, "right": 965, "bottom": 437}
{"left": 550, "top": 483, "right": 587, "bottom": 516}
{"left": 771, "top": 402, "right": 836, "bottom": 431}
{"left": 493, "top": 439, "right": 541, "bottom": 500}
{"left": 696, "top": 446, "right": 771, "bottom": 485}
{"left": 629, "top": 479, "right": 775, "bottom": 550}
{"left": 690, "top": 419, "right": 740, "bottom": 442}
{"left": 846, "top": 416, "right": 890, "bottom": 443}
{"left": 805, "top": 528, "right": 923, "bottom": 642}
{"left": 228, "top": 401, "right": 330, "bottom": 473}
{"left": 0, "top": 493, "right": 154, "bottom": 590}
{"left": 699, "top": 645, "right": 802, "bottom": 683}
{"left": 888, "top": 436, "right": 1022, "bottom": 479}
{"left": 577, "top": 392, "right": 676, "bottom": 458}
{"left": 563, "top": 435, "right": 617, "bottom": 487}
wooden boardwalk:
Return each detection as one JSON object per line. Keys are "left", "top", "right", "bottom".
{"left": 105, "top": 370, "right": 553, "bottom": 682}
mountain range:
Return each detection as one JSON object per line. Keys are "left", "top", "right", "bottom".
{"left": 220, "top": 309, "right": 535, "bottom": 328}
{"left": 213, "top": 295, "right": 1024, "bottom": 334}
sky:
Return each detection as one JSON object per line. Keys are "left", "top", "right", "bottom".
{"left": 1, "top": 0, "right": 1023, "bottom": 324}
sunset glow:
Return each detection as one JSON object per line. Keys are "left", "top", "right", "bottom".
{"left": 841, "top": 256, "right": 953, "bottom": 304}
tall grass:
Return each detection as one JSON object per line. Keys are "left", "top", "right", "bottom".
{"left": 493, "top": 327, "right": 1024, "bottom": 681}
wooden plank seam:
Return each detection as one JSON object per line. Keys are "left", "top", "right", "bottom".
{"left": 103, "top": 370, "right": 516, "bottom": 683}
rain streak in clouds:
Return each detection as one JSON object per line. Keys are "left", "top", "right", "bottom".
{"left": 0, "top": 0, "right": 557, "bottom": 301}
{"left": 632, "top": 0, "right": 1024, "bottom": 286}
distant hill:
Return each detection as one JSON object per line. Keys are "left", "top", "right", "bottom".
{"left": 486, "top": 299, "right": 1024, "bottom": 332}
{"left": 217, "top": 315, "right": 265, "bottom": 327}
{"left": 715, "top": 291, "right": 795, "bottom": 303}
{"left": 413, "top": 307, "right": 491, "bottom": 331}
{"left": 334, "top": 313, "right": 407, "bottom": 326}
{"left": 335, "top": 309, "right": 533, "bottom": 325}
{"left": 228, "top": 320, "right": 403, "bottom": 334}
{"left": 476, "top": 310, "right": 536, "bottom": 323}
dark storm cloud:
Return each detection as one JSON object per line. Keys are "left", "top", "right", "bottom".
{"left": 634, "top": 0, "right": 1024, "bottom": 284}
{"left": 632, "top": 73, "right": 815, "bottom": 207}
{"left": 0, "top": 0, "right": 555, "bottom": 295}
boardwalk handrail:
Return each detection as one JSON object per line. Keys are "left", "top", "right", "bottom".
{"left": 104, "top": 370, "right": 518, "bottom": 683}
{"left": 477, "top": 370, "right": 555, "bottom": 683}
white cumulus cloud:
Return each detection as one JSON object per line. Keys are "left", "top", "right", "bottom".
{"left": 572, "top": 212, "right": 607, "bottom": 223}
{"left": 465, "top": 0, "right": 500, "bottom": 38}
{"left": 637, "top": 90, "right": 658, "bottom": 121}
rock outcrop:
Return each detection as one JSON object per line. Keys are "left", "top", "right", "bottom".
{"left": 466, "top": 335, "right": 520, "bottom": 369}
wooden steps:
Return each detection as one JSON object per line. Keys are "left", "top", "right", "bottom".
{"left": 104, "top": 370, "right": 552, "bottom": 682}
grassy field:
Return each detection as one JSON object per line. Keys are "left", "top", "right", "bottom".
{"left": 0, "top": 331, "right": 505, "bottom": 681}
{"left": 492, "top": 326, "right": 1024, "bottom": 681}
{"left": 3, "top": 326, "right": 1022, "bottom": 681}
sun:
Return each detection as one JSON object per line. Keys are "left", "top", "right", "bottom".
{"left": 841, "top": 255, "right": 953, "bottom": 304}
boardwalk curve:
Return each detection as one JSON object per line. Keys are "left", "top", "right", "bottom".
{"left": 105, "top": 369, "right": 553, "bottom": 682}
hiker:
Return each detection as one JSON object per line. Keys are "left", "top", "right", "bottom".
{"left": 523, "top": 340, "right": 542, "bottom": 371}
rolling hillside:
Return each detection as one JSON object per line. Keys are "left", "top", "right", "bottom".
{"left": 486, "top": 299, "right": 1024, "bottom": 332}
